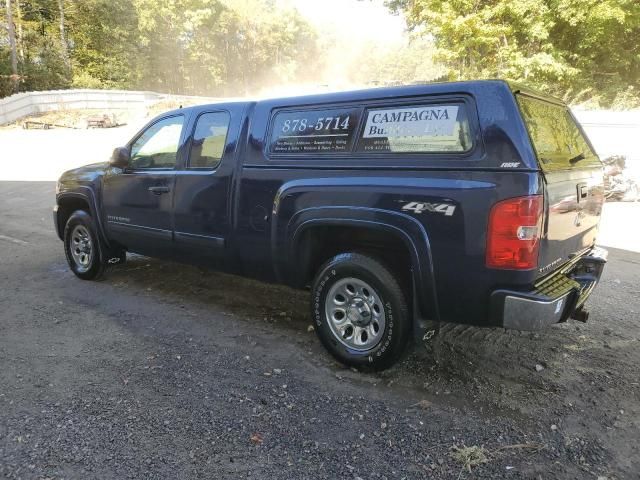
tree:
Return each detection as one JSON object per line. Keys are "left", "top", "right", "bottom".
{"left": 355, "top": 36, "right": 444, "bottom": 87}
{"left": 133, "top": 0, "right": 322, "bottom": 96}
{"left": 12, "top": 0, "right": 71, "bottom": 91}
{"left": 388, "top": 0, "right": 640, "bottom": 107}
{"left": 0, "top": 0, "right": 323, "bottom": 98}
{"left": 69, "top": 0, "right": 141, "bottom": 89}
{"left": 14, "top": 0, "right": 24, "bottom": 61}
{"left": 56, "top": 0, "right": 68, "bottom": 68}
{"left": 5, "top": 0, "right": 18, "bottom": 88}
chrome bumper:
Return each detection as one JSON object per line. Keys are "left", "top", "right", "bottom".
{"left": 491, "top": 246, "right": 608, "bottom": 331}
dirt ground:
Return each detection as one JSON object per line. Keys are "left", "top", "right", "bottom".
{"left": 0, "top": 180, "right": 638, "bottom": 480}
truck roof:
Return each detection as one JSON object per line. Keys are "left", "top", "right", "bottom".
{"left": 506, "top": 81, "right": 565, "bottom": 105}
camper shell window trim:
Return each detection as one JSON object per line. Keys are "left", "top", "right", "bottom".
{"left": 264, "top": 94, "right": 481, "bottom": 161}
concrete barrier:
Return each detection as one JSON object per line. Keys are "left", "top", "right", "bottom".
{"left": 573, "top": 108, "right": 640, "bottom": 180}
{"left": 0, "top": 89, "right": 216, "bottom": 125}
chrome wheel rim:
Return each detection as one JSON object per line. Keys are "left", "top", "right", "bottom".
{"left": 69, "top": 225, "right": 93, "bottom": 273}
{"left": 325, "top": 277, "right": 386, "bottom": 351}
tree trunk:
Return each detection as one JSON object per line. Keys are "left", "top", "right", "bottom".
{"left": 5, "top": 0, "right": 19, "bottom": 87}
{"left": 15, "top": 0, "right": 24, "bottom": 61}
{"left": 57, "top": 0, "right": 70, "bottom": 69}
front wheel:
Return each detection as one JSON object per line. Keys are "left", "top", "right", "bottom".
{"left": 63, "top": 210, "right": 106, "bottom": 280}
{"left": 311, "top": 253, "right": 411, "bottom": 371}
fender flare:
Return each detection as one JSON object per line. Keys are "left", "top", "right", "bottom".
{"left": 275, "top": 206, "right": 440, "bottom": 322}
{"left": 55, "top": 188, "right": 111, "bottom": 248}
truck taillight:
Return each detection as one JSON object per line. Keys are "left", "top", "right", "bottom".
{"left": 486, "top": 195, "right": 543, "bottom": 270}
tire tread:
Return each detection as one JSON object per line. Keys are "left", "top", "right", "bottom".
{"left": 311, "top": 252, "right": 411, "bottom": 371}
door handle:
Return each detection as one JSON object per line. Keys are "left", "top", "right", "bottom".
{"left": 148, "top": 186, "right": 170, "bottom": 195}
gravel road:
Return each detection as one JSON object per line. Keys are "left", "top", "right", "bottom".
{"left": 1, "top": 181, "right": 638, "bottom": 479}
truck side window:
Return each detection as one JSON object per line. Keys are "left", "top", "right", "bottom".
{"left": 188, "top": 112, "right": 230, "bottom": 169}
{"left": 356, "top": 103, "right": 472, "bottom": 154}
{"left": 269, "top": 108, "right": 360, "bottom": 154}
{"left": 130, "top": 115, "right": 184, "bottom": 170}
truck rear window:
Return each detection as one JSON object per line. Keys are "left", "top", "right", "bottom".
{"left": 356, "top": 103, "right": 472, "bottom": 153}
{"left": 517, "top": 95, "right": 599, "bottom": 171}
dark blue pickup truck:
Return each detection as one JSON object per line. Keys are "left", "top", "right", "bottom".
{"left": 54, "top": 80, "right": 607, "bottom": 370}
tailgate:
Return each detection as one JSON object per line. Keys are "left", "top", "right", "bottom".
{"left": 516, "top": 94, "right": 604, "bottom": 278}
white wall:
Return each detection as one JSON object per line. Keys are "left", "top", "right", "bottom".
{"left": 0, "top": 90, "right": 167, "bottom": 125}
{"left": 573, "top": 108, "right": 640, "bottom": 180}
{"left": 0, "top": 89, "right": 219, "bottom": 126}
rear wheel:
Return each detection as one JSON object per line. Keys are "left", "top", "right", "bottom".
{"left": 64, "top": 210, "right": 106, "bottom": 280}
{"left": 311, "top": 253, "right": 411, "bottom": 371}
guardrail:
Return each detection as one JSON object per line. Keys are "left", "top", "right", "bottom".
{"left": 0, "top": 89, "right": 215, "bottom": 125}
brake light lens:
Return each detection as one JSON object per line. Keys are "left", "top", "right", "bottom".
{"left": 486, "top": 195, "right": 543, "bottom": 269}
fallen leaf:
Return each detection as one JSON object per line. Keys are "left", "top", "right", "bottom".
{"left": 411, "top": 399, "right": 432, "bottom": 410}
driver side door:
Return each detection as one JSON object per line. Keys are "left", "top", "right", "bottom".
{"left": 103, "top": 114, "right": 186, "bottom": 256}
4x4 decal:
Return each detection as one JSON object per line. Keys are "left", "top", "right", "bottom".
{"left": 401, "top": 201, "right": 456, "bottom": 216}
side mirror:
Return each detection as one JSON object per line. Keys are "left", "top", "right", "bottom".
{"left": 110, "top": 147, "right": 130, "bottom": 168}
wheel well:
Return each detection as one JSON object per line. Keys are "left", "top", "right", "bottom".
{"left": 295, "top": 225, "right": 413, "bottom": 291}
{"left": 57, "top": 197, "right": 91, "bottom": 235}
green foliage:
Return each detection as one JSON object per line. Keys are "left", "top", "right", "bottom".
{"left": 0, "top": 48, "right": 16, "bottom": 97}
{"left": 388, "top": 0, "right": 640, "bottom": 107}
{"left": 3, "top": 0, "right": 638, "bottom": 107}
{"left": 5, "top": 0, "right": 72, "bottom": 92}
{"left": 69, "top": 0, "right": 141, "bottom": 89}
{"left": 1, "top": 0, "right": 322, "bottom": 98}
{"left": 357, "top": 36, "right": 445, "bottom": 87}
{"left": 130, "top": 0, "right": 321, "bottom": 95}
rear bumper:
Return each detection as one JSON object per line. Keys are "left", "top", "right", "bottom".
{"left": 490, "top": 246, "right": 608, "bottom": 330}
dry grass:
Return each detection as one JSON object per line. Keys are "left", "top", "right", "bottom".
{"left": 0, "top": 108, "right": 132, "bottom": 130}
{"left": 450, "top": 442, "right": 545, "bottom": 476}
{"left": 451, "top": 445, "right": 489, "bottom": 472}
{"left": 145, "top": 98, "right": 204, "bottom": 118}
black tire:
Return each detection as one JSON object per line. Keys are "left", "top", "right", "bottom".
{"left": 63, "top": 210, "right": 106, "bottom": 280}
{"left": 311, "top": 253, "right": 411, "bottom": 371}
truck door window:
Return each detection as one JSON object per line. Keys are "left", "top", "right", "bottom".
{"left": 517, "top": 95, "right": 599, "bottom": 171}
{"left": 356, "top": 103, "right": 472, "bottom": 154}
{"left": 188, "top": 111, "right": 230, "bottom": 169}
{"left": 130, "top": 115, "right": 184, "bottom": 169}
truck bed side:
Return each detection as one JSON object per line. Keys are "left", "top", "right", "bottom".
{"left": 233, "top": 81, "right": 544, "bottom": 326}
